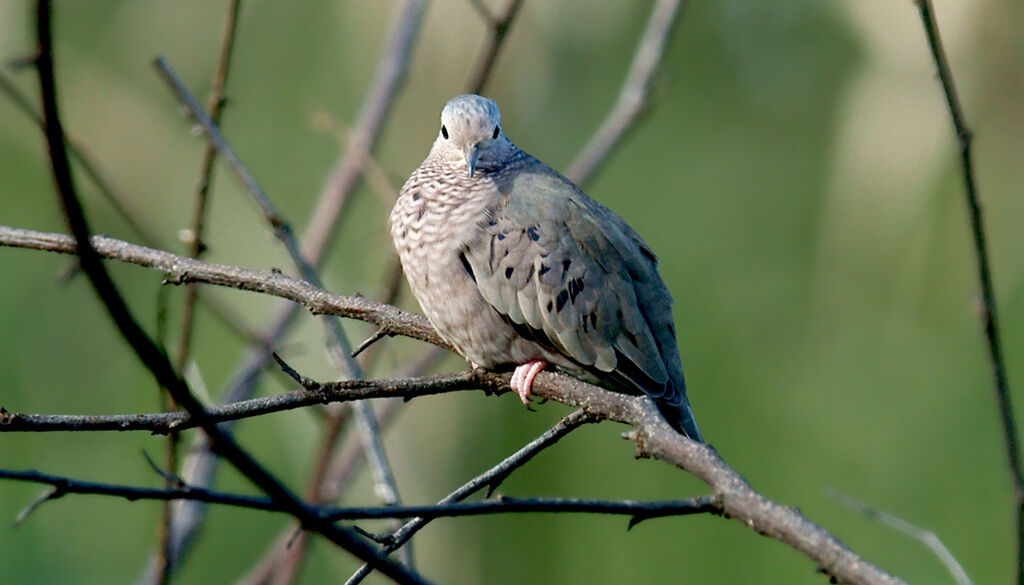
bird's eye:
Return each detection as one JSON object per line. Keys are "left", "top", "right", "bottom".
{"left": 441, "top": 125, "right": 449, "bottom": 139}
{"left": 492, "top": 126, "right": 500, "bottom": 139}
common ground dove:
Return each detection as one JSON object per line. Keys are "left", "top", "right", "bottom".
{"left": 390, "top": 94, "right": 702, "bottom": 441}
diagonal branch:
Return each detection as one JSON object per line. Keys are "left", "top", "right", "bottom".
{"left": 912, "top": 1, "right": 1021, "bottom": 581}
{"left": 1, "top": 223, "right": 906, "bottom": 584}
{"left": 344, "top": 410, "right": 596, "bottom": 585}
{"left": 465, "top": 0, "right": 526, "bottom": 94}
{"left": 565, "top": 0, "right": 686, "bottom": 186}
{"left": 31, "top": 4, "right": 429, "bottom": 584}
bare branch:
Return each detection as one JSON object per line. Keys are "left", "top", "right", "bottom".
{"left": 0, "top": 71, "right": 264, "bottom": 349}
{"left": 912, "top": 1, "right": 1022, "bottom": 580}
{"left": 344, "top": 410, "right": 596, "bottom": 585}
{"left": 305, "top": 0, "right": 426, "bottom": 263}
{"left": 465, "top": 0, "right": 526, "bottom": 94}
{"left": 0, "top": 226, "right": 446, "bottom": 348}
{"left": 0, "top": 468, "right": 719, "bottom": 524}
{"left": 829, "top": 489, "right": 972, "bottom": 585}
{"left": 155, "top": 57, "right": 410, "bottom": 555}
{"left": 30, "top": 6, "right": 430, "bottom": 583}
{"left": 565, "top": 0, "right": 686, "bottom": 186}
{"left": 1, "top": 222, "right": 905, "bottom": 584}
{"left": 155, "top": 3, "right": 428, "bottom": 572}
{"left": 0, "top": 371, "right": 488, "bottom": 434}
{"left": 156, "top": 4, "right": 243, "bottom": 582}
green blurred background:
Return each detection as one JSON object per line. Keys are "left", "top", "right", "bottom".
{"left": 1, "top": 0, "right": 1022, "bottom": 583}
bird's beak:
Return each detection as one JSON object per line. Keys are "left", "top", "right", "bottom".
{"left": 462, "top": 144, "right": 479, "bottom": 177}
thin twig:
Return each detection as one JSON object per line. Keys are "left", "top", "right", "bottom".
{"left": 465, "top": 0, "right": 525, "bottom": 94}
{"left": 31, "top": 5, "right": 430, "bottom": 583}
{"left": 564, "top": 0, "right": 686, "bottom": 186}
{"left": 0, "top": 371, "right": 497, "bottom": 434}
{"left": 912, "top": 2, "right": 1021, "bottom": 582}
{"left": 828, "top": 489, "right": 972, "bottom": 585}
{"left": 155, "top": 57, "right": 412, "bottom": 572}
{"left": 0, "top": 468, "right": 719, "bottom": 524}
{"left": 344, "top": 410, "right": 596, "bottom": 585}
{"left": 155, "top": 4, "right": 243, "bottom": 583}
{"left": 303, "top": 0, "right": 427, "bottom": 264}
{"left": 0, "top": 71, "right": 261, "bottom": 349}
{"left": 156, "top": 1, "right": 428, "bottom": 570}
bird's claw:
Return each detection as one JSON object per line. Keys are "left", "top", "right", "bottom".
{"left": 509, "top": 359, "right": 547, "bottom": 406}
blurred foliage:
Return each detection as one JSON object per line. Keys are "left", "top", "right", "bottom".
{"left": 1, "top": 0, "right": 1022, "bottom": 584}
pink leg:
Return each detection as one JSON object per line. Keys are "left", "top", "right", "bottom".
{"left": 509, "top": 359, "right": 547, "bottom": 405}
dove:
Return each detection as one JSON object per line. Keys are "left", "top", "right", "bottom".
{"left": 389, "top": 94, "right": 702, "bottom": 441}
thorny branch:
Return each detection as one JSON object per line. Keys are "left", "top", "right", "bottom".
{"left": 0, "top": 225, "right": 903, "bottom": 585}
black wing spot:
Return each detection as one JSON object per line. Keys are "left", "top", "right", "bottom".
{"left": 590, "top": 312, "right": 598, "bottom": 328}
{"left": 488, "top": 218, "right": 498, "bottom": 226}
{"left": 580, "top": 313, "right": 589, "bottom": 332}
{"left": 562, "top": 258, "right": 572, "bottom": 272}
{"left": 526, "top": 226, "right": 540, "bottom": 241}
{"left": 416, "top": 207, "right": 424, "bottom": 221}
{"left": 547, "top": 300, "right": 553, "bottom": 312}
{"left": 459, "top": 252, "right": 476, "bottom": 283}
{"left": 568, "top": 277, "right": 585, "bottom": 302}
{"left": 538, "top": 264, "right": 550, "bottom": 276}
{"left": 411, "top": 192, "right": 420, "bottom": 201}
{"left": 623, "top": 329, "right": 640, "bottom": 347}
{"left": 525, "top": 264, "right": 535, "bottom": 281}
{"left": 556, "top": 290, "right": 569, "bottom": 312}
{"left": 497, "top": 233, "right": 506, "bottom": 241}
{"left": 505, "top": 266, "right": 514, "bottom": 279}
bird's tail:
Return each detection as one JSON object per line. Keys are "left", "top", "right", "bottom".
{"left": 655, "top": 397, "right": 703, "bottom": 443}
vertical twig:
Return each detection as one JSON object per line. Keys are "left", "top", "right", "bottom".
{"left": 154, "top": 3, "right": 244, "bottom": 584}
{"left": 154, "top": 58, "right": 412, "bottom": 562}
{"left": 146, "top": 0, "right": 425, "bottom": 569}
{"left": 152, "top": 0, "right": 427, "bottom": 576}
{"left": 565, "top": 0, "right": 686, "bottom": 186}
{"left": 912, "top": 2, "right": 1021, "bottom": 582}
{"left": 465, "top": 0, "right": 525, "bottom": 95}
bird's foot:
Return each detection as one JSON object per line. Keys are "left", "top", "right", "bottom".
{"left": 509, "top": 359, "right": 547, "bottom": 406}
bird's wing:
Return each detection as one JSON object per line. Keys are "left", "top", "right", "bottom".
{"left": 461, "top": 160, "right": 685, "bottom": 408}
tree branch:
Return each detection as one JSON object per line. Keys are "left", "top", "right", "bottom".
{"left": 1, "top": 220, "right": 904, "bottom": 584}
{"left": 565, "top": 0, "right": 686, "bottom": 186}
{"left": 0, "top": 468, "right": 719, "bottom": 527}
{"left": 912, "top": 2, "right": 1021, "bottom": 582}
{"left": 154, "top": 54, "right": 412, "bottom": 570}
{"left": 344, "top": 409, "right": 595, "bottom": 585}
{"left": 31, "top": 5, "right": 430, "bottom": 584}
{"left": 157, "top": 4, "right": 242, "bottom": 583}
{"left": 465, "top": 0, "right": 525, "bottom": 95}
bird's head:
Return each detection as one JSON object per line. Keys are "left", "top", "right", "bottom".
{"left": 433, "top": 94, "right": 511, "bottom": 177}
